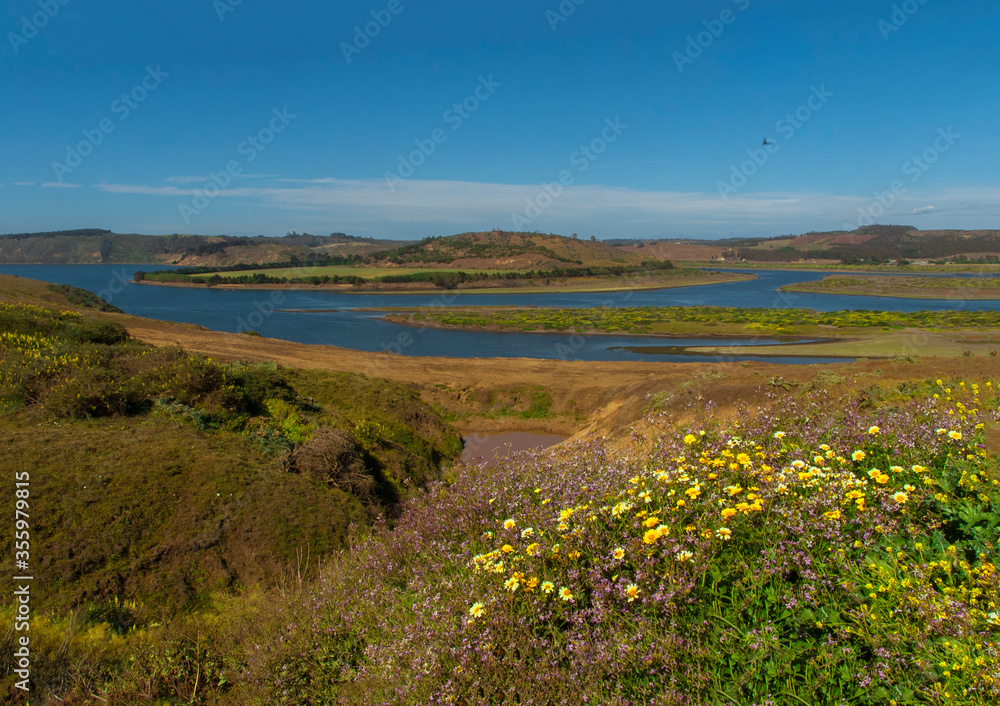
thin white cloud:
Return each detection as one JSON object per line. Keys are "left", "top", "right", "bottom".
{"left": 11, "top": 181, "right": 37, "bottom": 187}
{"left": 102, "top": 183, "right": 195, "bottom": 196}
{"left": 165, "top": 173, "right": 282, "bottom": 184}
{"left": 41, "top": 182, "right": 82, "bottom": 188}
{"left": 90, "top": 178, "right": 1000, "bottom": 237}
{"left": 275, "top": 177, "right": 338, "bottom": 184}
{"left": 163, "top": 175, "right": 209, "bottom": 184}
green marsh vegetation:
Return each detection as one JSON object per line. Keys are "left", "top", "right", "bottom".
{"left": 382, "top": 305, "right": 1000, "bottom": 337}
{"left": 783, "top": 276, "right": 1000, "bottom": 300}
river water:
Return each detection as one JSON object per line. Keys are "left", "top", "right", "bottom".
{"left": 3, "top": 264, "right": 998, "bottom": 364}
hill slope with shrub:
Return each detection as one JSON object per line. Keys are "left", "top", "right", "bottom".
{"left": 0, "top": 276, "right": 461, "bottom": 700}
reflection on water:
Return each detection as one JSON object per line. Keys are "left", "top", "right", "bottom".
{"left": 460, "top": 432, "right": 567, "bottom": 466}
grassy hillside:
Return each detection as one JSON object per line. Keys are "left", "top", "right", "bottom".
{"left": 0, "top": 279, "right": 461, "bottom": 701}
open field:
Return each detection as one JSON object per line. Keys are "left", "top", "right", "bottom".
{"left": 782, "top": 274, "right": 1000, "bottom": 299}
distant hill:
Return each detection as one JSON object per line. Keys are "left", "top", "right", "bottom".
{"left": 614, "top": 240, "right": 726, "bottom": 262}
{"left": 372, "top": 231, "right": 655, "bottom": 270}
{"left": 0, "top": 229, "right": 413, "bottom": 265}
{"left": 6, "top": 225, "right": 999, "bottom": 268}
{"left": 721, "top": 226, "right": 1000, "bottom": 263}
{"left": 613, "top": 226, "right": 1000, "bottom": 264}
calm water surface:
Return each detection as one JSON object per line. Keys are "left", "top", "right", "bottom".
{"left": 3, "top": 264, "right": 998, "bottom": 363}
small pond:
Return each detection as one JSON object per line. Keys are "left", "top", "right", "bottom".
{"left": 459, "top": 432, "right": 568, "bottom": 466}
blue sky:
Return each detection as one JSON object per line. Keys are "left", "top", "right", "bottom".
{"left": 1, "top": 0, "right": 998, "bottom": 240}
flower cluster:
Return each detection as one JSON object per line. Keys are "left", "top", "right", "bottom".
{"left": 281, "top": 380, "right": 1000, "bottom": 704}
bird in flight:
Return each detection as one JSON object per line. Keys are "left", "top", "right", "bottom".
{"left": 762, "top": 138, "right": 775, "bottom": 146}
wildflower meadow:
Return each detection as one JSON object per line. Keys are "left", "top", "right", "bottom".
{"left": 269, "top": 380, "right": 1000, "bottom": 705}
